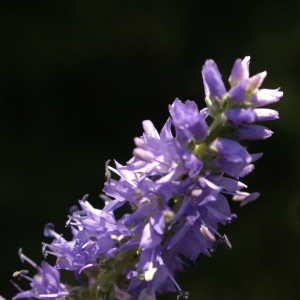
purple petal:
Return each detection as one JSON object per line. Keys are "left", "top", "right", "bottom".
{"left": 140, "top": 223, "right": 162, "bottom": 249}
{"left": 167, "top": 222, "right": 190, "bottom": 249}
{"left": 228, "top": 80, "right": 247, "bottom": 102}
{"left": 236, "top": 124, "right": 273, "bottom": 140}
{"left": 229, "top": 57, "right": 250, "bottom": 85}
{"left": 211, "top": 138, "right": 251, "bottom": 163}
{"left": 142, "top": 120, "right": 160, "bottom": 139}
{"left": 249, "top": 88, "right": 283, "bottom": 107}
{"left": 150, "top": 211, "right": 165, "bottom": 235}
{"left": 226, "top": 108, "right": 256, "bottom": 124}
{"left": 254, "top": 108, "right": 279, "bottom": 121}
{"left": 246, "top": 71, "right": 267, "bottom": 92}
{"left": 202, "top": 60, "right": 226, "bottom": 100}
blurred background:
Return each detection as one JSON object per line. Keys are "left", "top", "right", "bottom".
{"left": 1, "top": 1, "right": 299, "bottom": 299}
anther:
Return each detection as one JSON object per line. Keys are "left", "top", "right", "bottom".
{"left": 163, "top": 211, "right": 174, "bottom": 224}
{"left": 18, "top": 248, "right": 24, "bottom": 263}
{"left": 43, "top": 223, "right": 55, "bottom": 237}
{"left": 41, "top": 245, "right": 48, "bottom": 259}
{"left": 227, "top": 214, "right": 237, "bottom": 224}
{"left": 144, "top": 268, "right": 157, "bottom": 281}
{"left": 222, "top": 234, "right": 232, "bottom": 250}
{"left": 177, "top": 290, "right": 190, "bottom": 300}
{"left": 105, "top": 159, "right": 111, "bottom": 184}
{"left": 211, "top": 234, "right": 232, "bottom": 251}
{"left": 200, "top": 225, "right": 216, "bottom": 243}
{"left": 13, "top": 270, "right": 28, "bottom": 277}
{"left": 12, "top": 270, "right": 32, "bottom": 282}
{"left": 89, "top": 236, "right": 97, "bottom": 242}
{"left": 99, "top": 194, "right": 112, "bottom": 205}
{"left": 65, "top": 217, "right": 72, "bottom": 227}
{"left": 72, "top": 210, "right": 87, "bottom": 220}
{"left": 69, "top": 205, "right": 79, "bottom": 215}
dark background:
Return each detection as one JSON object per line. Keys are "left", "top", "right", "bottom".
{"left": 1, "top": 1, "right": 300, "bottom": 299}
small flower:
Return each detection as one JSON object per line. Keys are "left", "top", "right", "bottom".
{"left": 169, "top": 98, "right": 208, "bottom": 144}
{"left": 12, "top": 249, "right": 68, "bottom": 300}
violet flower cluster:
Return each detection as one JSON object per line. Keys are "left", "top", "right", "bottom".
{"left": 8, "top": 57, "right": 282, "bottom": 300}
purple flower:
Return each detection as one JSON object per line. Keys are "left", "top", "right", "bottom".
{"left": 12, "top": 249, "right": 68, "bottom": 300}
{"left": 122, "top": 119, "right": 203, "bottom": 183}
{"left": 169, "top": 98, "right": 208, "bottom": 144}
{"left": 202, "top": 60, "right": 227, "bottom": 101}
{"left": 42, "top": 197, "right": 118, "bottom": 271}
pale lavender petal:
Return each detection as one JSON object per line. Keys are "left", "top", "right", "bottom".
{"left": 142, "top": 120, "right": 160, "bottom": 139}
{"left": 249, "top": 88, "right": 283, "bottom": 107}
{"left": 246, "top": 71, "right": 267, "bottom": 92}
{"left": 254, "top": 108, "right": 279, "bottom": 121}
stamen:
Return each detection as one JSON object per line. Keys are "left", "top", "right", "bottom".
{"left": 10, "top": 280, "right": 23, "bottom": 293}
{"left": 177, "top": 290, "right": 190, "bottom": 300}
{"left": 144, "top": 268, "right": 157, "bottom": 281}
{"left": 43, "top": 223, "right": 55, "bottom": 237}
{"left": 191, "top": 189, "right": 202, "bottom": 197}
{"left": 39, "top": 292, "right": 69, "bottom": 298}
{"left": 41, "top": 245, "right": 48, "bottom": 259}
{"left": 66, "top": 220, "right": 80, "bottom": 227}
{"left": 65, "top": 217, "right": 72, "bottom": 227}
{"left": 72, "top": 210, "right": 87, "bottom": 219}
{"left": 227, "top": 213, "right": 237, "bottom": 224}
{"left": 107, "top": 166, "right": 136, "bottom": 187}
{"left": 205, "top": 224, "right": 222, "bottom": 238}
{"left": 89, "top": 235, "right": 97, "bottom": 242}
{"left": 166, "top": 270, "right": 182, "bottom": 292}
{"left": 105, "top": 159, "right": 111, "bottom": 184}
{"left": 18, "top": 248, "right": 40, "bottom": 271}
{"left": 12, "top": 270, "right": 29, "bottom": 277}
{"left": 222, "top": 234, "right": 232, "bottom": 250}
{"left": 43, "top": 250, "right": 63, "bottom": 258}
{"left": 43, "top": 223, "right": 63, "bottom": 240}
{"left": 99, "top": 194, "right": 112, "bottom": 205}
{"left": 12, "top": 270, "right": 32, "bottom": 282}
{"left": 110, "top": 234, "right": 124, "bottom": 247}
{"left": 163, "top": 210, "right": 174, "bottom": 224}
{"left": 240, "top": 192, "right": 260, "bottom": 207}
{"left": 211, "top": 234, "right": 232, "bottom": 251}
{"left": 69, "top": 205, "right": 79, "bottom": 215}
{"left": 81, "top": 240, "right": 92, "bottom": 250}
{"left": 79, "top": 263, "right": 106, "bottom": 274}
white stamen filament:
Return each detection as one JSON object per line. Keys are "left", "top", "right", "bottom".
{"left": 107, "top": 166, "right": 136, "bottom": 187}
{"left": 166, "top": 270, "right": 181, "bottom": 291}
{"left": 205, "top": 224, "right": 222, "bottom": 238}
{"left": 18, "top": 249, "right": 40, "bottom": 271}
